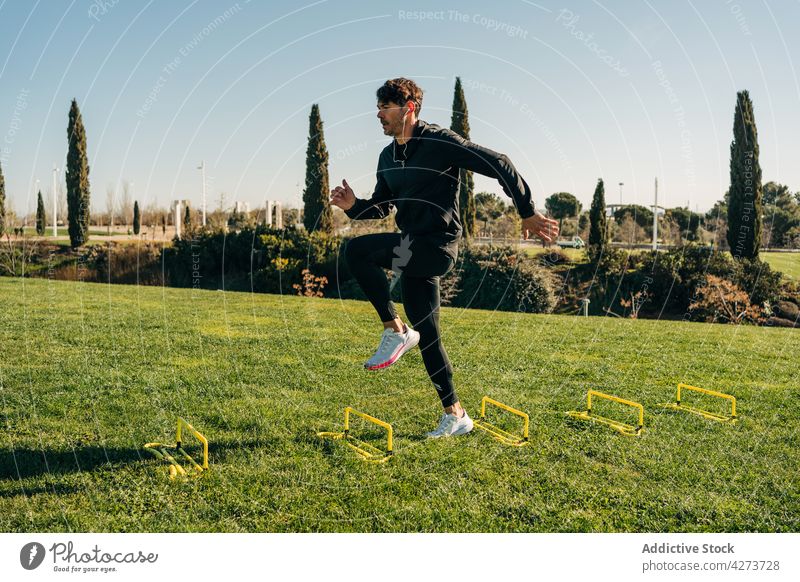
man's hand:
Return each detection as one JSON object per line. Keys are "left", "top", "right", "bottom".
{"left": 330, "top": 179, "right": 356, "bottom": 211}
{"left": 521, "top": 211, "right": 560, "bottom": 243}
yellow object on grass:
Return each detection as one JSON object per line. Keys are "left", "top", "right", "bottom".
{"left": 317, "top": 407, "right": 393, "bottom": 464}
{"left": 473, "top": 396, "right": 529, "bottom": 447}
{"left": 144, "top": 417, "right": 209, "bottom": 479}
{"left": 568, "top": 390, "right": 644, "bottom": 436}
{"left": 661, "top": 383, "right": 737, "bottom": 423}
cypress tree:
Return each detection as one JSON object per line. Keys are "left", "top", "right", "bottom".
{"left": 451, "top": 77, "right": 476, "bottom": 239}
{"left": 302, "top": 104, "right": 332, "bottom": 233}
{"left": 133, "top": 200, "right": 141, "bottom": 235}
{"left": 588, "top": 178, "right": 608, "bottom": 261}
{"left": 184, "top": 204, "right": 192, "bottom": 234}
{"left": 0, "top": 161, "right": 5, "bottom": 237}
{"left": 727, "top": 90, "right": 763, "bottom": 259}
{"left": 66, "top": 99, "right": 91, "bottom": 247}
{"left": 36, "top": 190, "right": 46, "bottom": 235}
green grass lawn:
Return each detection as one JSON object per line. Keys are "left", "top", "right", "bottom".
{"left": 522, "top": 245, "right": 587, "bottom": 263}
{"left": 20, "top": 228, "right": 125, "bottom": 237}
{"left": 1, "top": 277, "right": 797, "bottom": 532}
{"left": 762, "top": 251, "right": 800, "bottom": 280}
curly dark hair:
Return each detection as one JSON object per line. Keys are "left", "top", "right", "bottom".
{"left": 376, "top": 78, "right": 423, "bottom": 112}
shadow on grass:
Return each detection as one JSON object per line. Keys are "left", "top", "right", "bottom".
{"left": 0, "top": 446, "right": 147, "bottom": 481}
{"left": 0, "top": 438, "right": 278, "bottom": 481}
{"left": 0, "top": 483, "right": 82, "bottom": 499}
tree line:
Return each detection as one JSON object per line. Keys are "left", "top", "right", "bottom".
{"left": 1, "top": 85, "right": 796, "bottom": 259}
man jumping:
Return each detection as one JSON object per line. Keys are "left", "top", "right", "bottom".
{"left": 330, "top": 78, "right": 558, "bottom": 438}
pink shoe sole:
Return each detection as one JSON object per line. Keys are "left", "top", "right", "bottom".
{"left": 365, "top": 332, "right": 419, "bottom": 371}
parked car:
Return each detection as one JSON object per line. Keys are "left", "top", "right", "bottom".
{"left": 556, "top": 236, "right": 585, "bottom": 249}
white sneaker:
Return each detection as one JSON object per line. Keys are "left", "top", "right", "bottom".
{"left": 425, "top": 411, "right": 474, "bottom": 438}
{"left": 364, "top": 324, "right": 420, "bottom": 371}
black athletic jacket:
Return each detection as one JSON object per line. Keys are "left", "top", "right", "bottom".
{"left": 344, "top": 120, "right": 536, "bottom": 258}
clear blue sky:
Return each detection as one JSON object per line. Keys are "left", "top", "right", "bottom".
{"left": 2, "top": 0, "right": 799, "bottom": 217}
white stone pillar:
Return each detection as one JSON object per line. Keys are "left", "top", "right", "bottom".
{"left": 174, "top": 201, "right": 182, "bottom": 239}
{"left": 265, "top": 200, "right": 274, "bottom": 227}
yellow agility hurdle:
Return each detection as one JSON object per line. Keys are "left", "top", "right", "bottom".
{"left": 144, "top": 417, "right": 209, "bottom": 479}
{"left": 661, "top": 383, "right": 737, "bottom": 423}
{"left": 317, "top": 407, "right": 393, "bottom": 463}
{"left": 568, "top": 390, "right": 644, "bottom": 436}
{"left": 473, "top": 396, "right": 529, "bottom": 447}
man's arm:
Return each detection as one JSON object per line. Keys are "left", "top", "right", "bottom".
{"left": 433, "top": 129, "right": 535, "bottom": 219}
{"left": 344, "top": 166, "right": 394, "bottom": 220}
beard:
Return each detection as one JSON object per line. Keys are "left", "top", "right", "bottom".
{"left": 382, "top": 119, "right": 401, "bottom": 137}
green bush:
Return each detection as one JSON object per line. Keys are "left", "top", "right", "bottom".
{"left": 661, "top": 245, "right": 736, "bottom": 312}
{"left": 164, "top": 226, "right": 346, "bottom": 294}
{"left": 733, "top": 257, "right": 783, "bottom": 306}
{"left": 587, "top": 244, "right": 783, "bottom": 320}
{"left": 579, "top": 247, "right": 635, "bottom": 314}
{"left": 89, "top": 242, "right": 164, "bottom": 285}
{"left": 442, "top": 243, "right": 557, "bottom": 313}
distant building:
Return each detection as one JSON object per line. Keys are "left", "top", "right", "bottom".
{"left": 265, "top": 200, "right": 282, "bottom": 228}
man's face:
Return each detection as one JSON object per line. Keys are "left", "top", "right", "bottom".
{"left": 377, "top": 100, "right": 410, "bottom": 137}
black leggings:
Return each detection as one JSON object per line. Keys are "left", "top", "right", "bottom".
{"left": 344, "top": 233, "right": 459, "bottom": 408}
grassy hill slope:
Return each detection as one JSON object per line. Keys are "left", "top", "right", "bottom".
{"left": 1, "top": 278, "right": 797, "bottom": 532}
